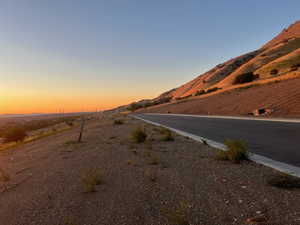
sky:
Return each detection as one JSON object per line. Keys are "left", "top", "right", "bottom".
{"left": 0, "top": 0, "right": 299, "bottom": 114}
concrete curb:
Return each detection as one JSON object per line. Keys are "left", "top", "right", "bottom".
{"left": 145, "top": 113, "right": 300, "bottom": 123}
{"left": 132, "top": 115, "right": 300, "bottom": 178}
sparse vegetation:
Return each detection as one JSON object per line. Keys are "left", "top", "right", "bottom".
{"left": 161, "top": 201, "right": 190, "bottom": 225}
{"left": 160, "top": 127, "right": 174, "bottom": 141}
{"left": 114, "top": 119, "right": 124, "bottom": 125}
{"left": 233, "top": 72, "right": 257, "bottom": 84}
{"left": 0, "top": 168, "right": 10, "bottom": 182}
{"left": 206, "top": 87, "right": 221, "bottom": 93}
{"left": 267, "top": 174, "right": 300, "bottom": 189}
{"left": 81, "top": 168, "right": 103, "bottom": 193}
{"left": 195, "top": 90, "right": 205, "bottom": 96}
{"left": 131, "top": 127, "right": 147, "bottom": 143}
{"left": 217, "top": 139, "right": 248, "bottom": 163}
{"left": 270, "top": 68, "right": 279, "bottom": 75}
{"left": 2, "top": 127, "right": 27, "bottom": 143}
{"left": 148, "top": 155, "right": 160, "bottom": 165}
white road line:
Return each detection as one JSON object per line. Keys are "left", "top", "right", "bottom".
{"left": 145, "top": 113, "right": 300, "bottom": 123}
{"left": 132, "top": 115, "right": 300, "bottom": 178}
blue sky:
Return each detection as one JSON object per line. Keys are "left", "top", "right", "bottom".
{"left": 0, "top": 0, "right": 299, "bottom": 113}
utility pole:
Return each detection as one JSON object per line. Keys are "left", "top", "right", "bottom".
{"left": 78, "top": 117, "right": 85, "bottom": 143}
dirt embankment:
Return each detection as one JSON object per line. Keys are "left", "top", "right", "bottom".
{"left": 139, "top": 77, "right": 300, "bottom": 118}
{"left": 0, "top": 116, "right": 300, "bottom": 224}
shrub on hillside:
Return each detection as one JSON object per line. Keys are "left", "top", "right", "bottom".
{"left": 3, "top": 127, "right": 27, "bottom": 143}
{"left": 233, "top": 72, "right": 257, "bottom": 85}
{"left": 270, "top": 69, "right": 279, "bottom": 75}
{"left": 290, "top": 64, "right": 300, "bottom": 72}
{"left": 195, "top": 90, "right": 205, "bottom": 96}
{"left": 206, "top": 87, "right": 221, "bottom": 93}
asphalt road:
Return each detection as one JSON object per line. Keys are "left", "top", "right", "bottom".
{"left": 136, "top": 114, "right": 300, "bottom": 167}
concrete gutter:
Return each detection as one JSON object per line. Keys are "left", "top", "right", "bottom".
{"left": 132, "top": 114, "right": 300, "bottom": 178}
{"left": 144, "top": 113, "right": 300, "bottom": 123}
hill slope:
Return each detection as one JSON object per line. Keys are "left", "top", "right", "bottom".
{"left": 162, "top": 20, "right": 300, "bottom": 99}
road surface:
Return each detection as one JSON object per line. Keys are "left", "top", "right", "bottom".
{"left": 136, "top": 114, "right": 300, "bottom": 168}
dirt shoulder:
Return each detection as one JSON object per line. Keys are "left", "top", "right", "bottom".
{"left": 138, "top": 77, "right": 300, "bottom": 118}
{"left": 0, "top": 116, "right": 300, "bottom": 225}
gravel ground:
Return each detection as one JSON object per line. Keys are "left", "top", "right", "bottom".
{"left": 0, "top": 116, "right": 300, "bottom": 225}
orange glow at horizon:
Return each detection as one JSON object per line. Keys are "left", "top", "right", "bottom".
{"left": 0, "top": 95, "right": 140, "bottom": 114}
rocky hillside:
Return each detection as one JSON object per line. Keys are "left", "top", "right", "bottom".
{"left": 161, "top": 20, "right": 300, "bottom": 99}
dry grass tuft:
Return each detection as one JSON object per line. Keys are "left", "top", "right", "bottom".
{"left": 161, "top": 201, "right": 190, "bottom": 225}
{"left": 81, "top": 168, "right": 103, "bottom": 193}
{"left": 160, "top": 127, "right": 174, "bottom": 141}
{"left": 131, "top": 127, "right": 147, "bottom": 143}
{"left": 216, "top": 139, "right": 248, "bottom": 163}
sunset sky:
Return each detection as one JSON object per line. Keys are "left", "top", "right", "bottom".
{"left": 1, "top": 0, "right": 299, "bottom": 114}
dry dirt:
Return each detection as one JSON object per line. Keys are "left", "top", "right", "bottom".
{"left": 139, "top": 77, "right": 300, "bottom": 118}
{"left": 0, "top": 116, "right": 300, "bottom": 225}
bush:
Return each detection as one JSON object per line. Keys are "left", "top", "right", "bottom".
{"left": 206, "top": 87, "right": 221, "bottom": 93}
{"left": 217, "top": 139, "right": 248, "bottom": 163}
{"left": 233, "top": 72, "right": 257, "bottom": 84}
{"left": 290, "top": 64, "right": 300, "bottom": 72}
{"left": 131, "top": 127, "right": 147, "bottom": 143}
{"left": 270, "top": 69, "right": 279, "bottom": 75}
{"left": 114, "top": 119, "right": 124, "bottom": 125}
{"left": 3, "top": 127, "right": 27, "bottom": 143}
{"left": 160, "top": 127, "right": 174, "bottom": 141}
{"left": 81, "top": 168, "right": 103, "bottom": 193}
{"left": 195, "top": 90, "right": 205, "bottom": 96}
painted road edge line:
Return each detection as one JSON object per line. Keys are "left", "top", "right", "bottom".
{"left": 132, "top": 115, "right": 300, "bottom": 178}
{"left": 145, "top": 113, "right": 300, "bottom": 123}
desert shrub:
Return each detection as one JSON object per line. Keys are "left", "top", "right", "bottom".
{"left": 195, "top": 90, "right": 205, "bottom": 96}
{"left": 267, "top": 174, "right": 300, "bottom": 189}
{"left": 160, "top": 127, "right": 174, "bottom": 141}
{"left": 206, "top": 87, "right": 221, "bottom": 93}
{"left": 148, "top": 155, "right": 160, "bottom": 165}
{"left": 216, "top": 139, "right": 248, "bottom": 163}
{"left": 233, "top": 72, "right": 257, "bottom": 84}
{"left": 3, "top": 127, "right": 27, "bottom": 143}
{"left": 131, "top": 127, "right": 147, "bottom": 143}
{"left": 114, "top": 119, "right": 124, "bottom": 125}
{"left": 81, "top": 168, "right": 103, "bottom": 193}
{"left": 161, "top": 201, "right": 190, "bottom": 225}
{"left": 290, "top": 63, "right": 300, "bottom": 72}
{"left": 270, "top": 69, "right": 279, "bottom": 75}
{"left": 127, "top": 103, "right": 142, "bottom": 112}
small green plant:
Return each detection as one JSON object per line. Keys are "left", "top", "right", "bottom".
{"left": 81, "top": 168, "right": 103, "bottom": 193}
{"left": 160, "top": 127, "right": 174, "bottom": 141}
{"left": 267, "top": 174, "right": 300, "bottom": 189}
{"left": 114, "top": 119, "right": 124, "bottom": 125}
{"left": 131, "top": 127, "right": 147, "bottom": 143}
{"left": 161, "top": 201, "right": 190, "bottom": 225}
{"left": 3, "top": 127, "right": 27, "bottom": 143}
{"left": 216, "top": 139, "right": 248, "bottom": 163}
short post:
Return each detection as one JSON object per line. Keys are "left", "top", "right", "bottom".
{"left": 78, "top": 117, "right": 85, "bottom": 143}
